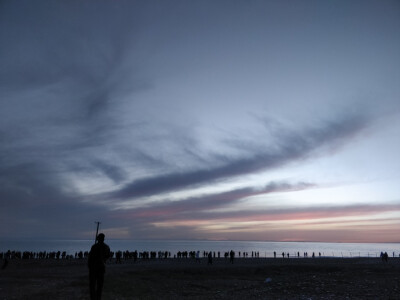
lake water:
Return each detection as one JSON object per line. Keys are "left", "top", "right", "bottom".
{"left": 1, "top": 239, "right": 399, "bottom": 258}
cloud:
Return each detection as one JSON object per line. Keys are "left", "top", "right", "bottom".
{"left": 112, "top": 181, "right": 315, "bottom": 220}
{"left": 113, "top": 200, "right": 400, "bottom": 241}
{"left": 107, "top": 112, "right": 369, "bottom": 200}
{"left": 0, "top": 159, "right": 110, "bottom": 238}
{"left": 111, "top": 178, "right": 399, "bottom": 226}
{"left": 196, "top": 203, "right": 400, "bottom": 223}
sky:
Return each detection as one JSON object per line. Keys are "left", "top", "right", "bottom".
{"left": 0, "top": 0, "right": 399, "bottom": 243}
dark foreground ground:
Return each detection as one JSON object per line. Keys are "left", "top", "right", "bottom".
{"left": 0, "top": 257, "right": 399, "bottom": 299}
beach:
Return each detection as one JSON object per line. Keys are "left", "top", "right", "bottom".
{"left": 1, "top": 257, "right": 399, "bottom": 299}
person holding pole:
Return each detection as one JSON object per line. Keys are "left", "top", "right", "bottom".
{"left": 94, "top": 221, "right": 101, "bottom": 243}
{"left": 88, "top": 233, "right": 111, "bottom": 300}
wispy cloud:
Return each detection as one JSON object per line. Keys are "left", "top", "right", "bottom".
{"left": 196, "top": 203, "right": 400, "bottom": 223}
{"left": 115, "top": 181, "right": 315, "bottom": 216}
{"left": 108, "top": 112, "right": 369, "bottom": 200}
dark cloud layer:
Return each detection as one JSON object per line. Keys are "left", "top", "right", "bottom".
{"left": 109, "top": 113, "right": 369, "bottom": 200}
{"left": 115, "top": 181, "right": 315, "bottom": 220}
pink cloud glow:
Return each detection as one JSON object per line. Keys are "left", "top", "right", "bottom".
{"left": 110, "top": 201, "right": 400, "bottom": 242}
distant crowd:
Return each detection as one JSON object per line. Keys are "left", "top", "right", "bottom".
{"left": 0, "top": 250, "right": 89, "bottom": 260}
{"left": 0, "top": 249, "right": 259, "bottom": 261}
{"left": 0, "top": 249, "right": 398, "bottom": 262}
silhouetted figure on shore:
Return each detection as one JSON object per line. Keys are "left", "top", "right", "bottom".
{"left": 229, "top": 250, "right": 235, "bottom": 264}
{"left": 115, "top": 251, "right": 122, "bottom": 264}
{"left": 208, "top": 251, "right": 213, "bottom": 265}
{"left": 88, "top": 233, "right": 111, "bottom": 300}
{"left": 380, "top": 251, "right": 388, "bottom": 262}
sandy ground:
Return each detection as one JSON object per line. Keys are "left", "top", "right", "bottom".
{"left": 0, "top": 257, "right": 399, "bottom": 299}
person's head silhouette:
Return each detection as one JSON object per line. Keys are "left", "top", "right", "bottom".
{"left": 97, "top": 233, "right": 105, "bottom": 243}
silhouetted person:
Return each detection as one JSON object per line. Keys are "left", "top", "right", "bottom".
{"left": 208, "top": 251, "right": 213, "bottom": 265}
{"left": 383, "top": 252, "right": 388, "bottom": 262}
{"left": 88, "top": 233, "right": 111, "bottom": 300}
{"left": 229, "top": 250, "right": 235, "bottom": 264}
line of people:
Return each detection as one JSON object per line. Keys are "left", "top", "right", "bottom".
{"left": 273, "top": 251, "right": 322, "bottom": 258}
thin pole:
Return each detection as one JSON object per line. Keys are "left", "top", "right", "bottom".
{"left": 94, "top": 221, "right": 101, "bottom": 243}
